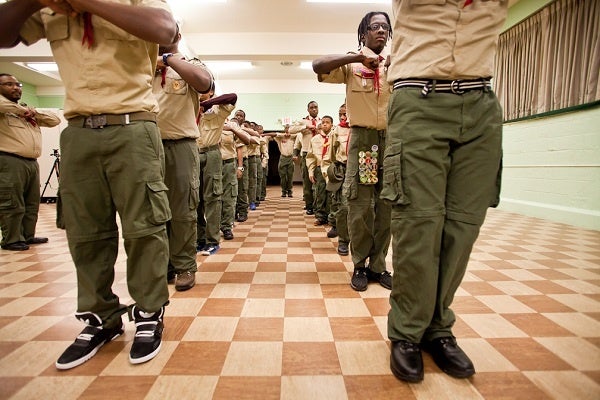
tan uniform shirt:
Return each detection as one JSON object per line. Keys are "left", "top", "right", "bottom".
{"left": 248, "top": 141, "right": 260, "bottom": 157}
{"left": 219, "top": 128, "right": 237, "bottom": 161}
{"left": 0, "top": 97, "right": 60, "bottom": 158}
{"left": 198, "top": 104, "right": 235, "bottom": 148}
{"left": 322, "top": 124, "right": 350, "bottom": 178}
{"left": 318, "top": 46, "right": 390, "bottom": 130}
{"left": 288, "top": 116, "right": 321, "bottom": 152}
{"left": 388, "top": 0, "right": 508, "bottom": 81}
{"left": 259, "top": 136, "right": 269, "bottom": 168}
{"left": 274, "top": 133, "right": 297, "bottom": 157}
{"left": 19, "top": 0, "right": 171, "bottom": 119}
{"left": 306, "top": 131, "right": 328, "bottom": 177}
{"left": 153, "top": 54, "right": 205, "bottom": 140}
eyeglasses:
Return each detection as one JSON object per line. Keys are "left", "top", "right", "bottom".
{"left": 0, "top": 82, "right": 23, "bottom": 88}
{"left": 367, "top": 23, "right": 391, "bottom": 32}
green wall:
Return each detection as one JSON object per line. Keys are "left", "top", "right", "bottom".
{"left": 233, "top": 93, "right": 346, "bottom": 131}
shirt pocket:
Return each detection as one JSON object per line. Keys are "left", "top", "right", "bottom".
{"left": 350, "top": 65, "right": 375, "bottom": 92}
{"left": 6, "top": 114, "right": 27, "bottom": 129}
{"left": 40, "top": 9, "right": 69, "bottom": 42}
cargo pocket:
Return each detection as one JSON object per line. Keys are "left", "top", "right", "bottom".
{"left": 0, "top": 184, "right": 16, "bottom": 210}
{"left": 211, "top": 173, "right": 223, "bottom": 196}
{"left": 146, "top": 180, "right": 171, "bottom": 225}
{"left": 380, "top": 143, "right": 410, "bottom": 206}
{"left": 189, "top": 179, "right": 200, "bottom": 210}
{"left": 342, "top": 178, "right": 358, "bottom": 200}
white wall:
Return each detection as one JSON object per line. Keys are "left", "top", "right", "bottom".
{"left": 499, "top": 107, "right": 600, "bottom": 230}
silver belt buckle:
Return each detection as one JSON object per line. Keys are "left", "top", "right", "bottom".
{"left": 85, "top": 115, "right": 107, "bottom": 129}
{"left": 450, "top": 80, "right": 465, "bottom": 94}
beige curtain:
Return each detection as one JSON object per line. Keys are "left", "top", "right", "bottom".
{"left": 495, "top": 0, "right": 600, "bottom": 121}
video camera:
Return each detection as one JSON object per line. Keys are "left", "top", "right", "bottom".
{"left": 51, "top": 149, "right": 60, "bottom": 157}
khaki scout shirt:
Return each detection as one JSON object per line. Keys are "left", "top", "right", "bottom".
{"left": 248, "top": 140, "right": 260, "bottom": 157}
{"left": 322, "top": 124, "right": 350, "bottom": 178}
{"left": 288, "top": 117, "right": 321, "bottom": 152}
{"left": 198, "top": 104, "right": 235, "bottom": 149}
{"left": 306, "top": 131, "right": 328, "bottom": 177}
{"left": 259, "top": 136, "right": 269, "bottom": 168}
{"left": 19, "top": 0, "right": 171, "bottom": 119}
{"left": 0, "top": 97, "right": 60, "bottom": 159}
{"left": 388, "top": 0, "right": 508, "bottom": 81}
{"left": 318, "top": 46, "right": 390, "bottom": 130}
{"left": 219, "top": 128, "right": 237, "bottom": 161}
{"left": 274, "top": 133, "right": 297, "bottom": 157}
{"left": 153, "top": 54, "right": 205, "bottom": 140}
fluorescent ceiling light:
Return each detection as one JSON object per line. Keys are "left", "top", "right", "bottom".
{"left": 203, "top": 61, "right": 253, "bottom": 73}
{"left": 26, "top": 62, "right": 59, "bottom": 72}
{"left": 307, "top": 0, "right": 390, "bottom": 3}
{"left": 300, "top": 62, "right": 313, "bottom": 70}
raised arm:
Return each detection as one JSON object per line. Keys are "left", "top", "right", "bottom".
{"left": 0, "top": 0, "right": 48, "bottom": 47}
{"left": 67, "top": 0, "right": 177, "bottom": 45}
{"left": 312, "top": 53, "right": 381, "bottom": 74}
{"left": 200, "top": 93, "right": 237, "bottom": 110}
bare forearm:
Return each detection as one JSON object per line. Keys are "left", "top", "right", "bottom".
{"left": 200, "top": 93, "right": 237, "bottom": 109}
{"left": 0, "top": 0, "right": 43, "bottom": 47}
{"left": 312, "top": 54, "right": 365, "bottom": 74}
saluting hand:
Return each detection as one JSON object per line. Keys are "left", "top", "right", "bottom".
{"left": 362, "top": 55, "right": 381, "bottom": 70}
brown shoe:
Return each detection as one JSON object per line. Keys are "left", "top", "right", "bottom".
{"left": 175, "top": 271, "right": 195, "bottom": 291}
{"left": 313, "top": 219, "right": 327, "bottom": 226}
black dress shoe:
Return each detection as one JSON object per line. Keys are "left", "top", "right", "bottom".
{"left": 26, "top": 237, "right": 48, "bottom": 245}
{"left": 305, "top": 209, "right": 314, "bottom": 215}
{"left": 422, "top": 336, "right": 475, "bottom": 378}
{"left": 1, "top": 241, "right": 30, "bottom": 251}
{"left": 390, "top": 340, "right": 423, "bottom": 382}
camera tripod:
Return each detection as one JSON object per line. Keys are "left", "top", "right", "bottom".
{"left": 41, "top": 149, "right": 60, "bottom": 202}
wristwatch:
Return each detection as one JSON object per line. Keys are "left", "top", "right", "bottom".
{"left": 162, "top": 53, "right": 174, "bottom": 66}
{"left": 237, "top": 166, "right": 244, "bottom": 171}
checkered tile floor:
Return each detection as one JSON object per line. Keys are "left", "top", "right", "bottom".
{"left": 1, "top": 184, "right": 599, "bottom": 399}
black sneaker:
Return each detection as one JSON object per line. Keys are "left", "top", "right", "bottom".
{"left": 55, "top": 312, "right": 123, "bottom": 370}
{"left": 350, "top": 267, "right": 368, "bottom": 291}
{"left": 129, "top": 305, "right": 164, "bottom": 365}
{"left": 366, "top": 269, "right": 392, "bottom": 290}
{"left": 327, "top": 227, "right": 338, "bottom": 238}
{"left": 223, "top": 229, "right": 234, "bottom": 240}
{"left": 337, "top": 242, "right": 349, "bottom": 256}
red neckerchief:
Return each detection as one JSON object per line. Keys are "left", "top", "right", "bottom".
{"left": 338, "top": 120, "right": 349, "bottom": 128}
{"left": 161, "top": 67, "right": 167, "bottom": 88}
{"left": 82, "top": 12, "right": 94, "bottom": 48}
{"left": 321, "top": 132, "right": 330, "bottom": 159}
{"left": 464, "top": 0, "right": 473, "bottom": 6}
{"left": 373, "top": 55, "right": 384, "bottom": 96}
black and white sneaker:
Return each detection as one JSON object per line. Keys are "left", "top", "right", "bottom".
{"left": 55, "top": 312, "right": 123, "bottom": 370}
{"left": 350, "top": 267, "right": 368, "bottom": 291}
{"left": 129, "top": 305, "right": 164, "bottom": 365}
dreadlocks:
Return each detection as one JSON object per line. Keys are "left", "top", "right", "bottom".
{"left": 357, "top": 11, "right": 392, "bottom": 50}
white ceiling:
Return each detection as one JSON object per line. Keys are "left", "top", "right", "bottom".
{"left": 0, "top": 0, "right": 520, "bottom": 92}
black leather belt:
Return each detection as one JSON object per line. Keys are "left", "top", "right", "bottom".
{"left": 248, "top": 155, "right": 257, "bottom": 159}
{"left": 162, "top": 137, "right": 196, "bottom": 144}
{"left": 199, "top": 144, "right": 219, "bottom": 153}
{"left": 223, "top": 158, "right": 235, "bottom": 164}
{"left": 393, "top": 78, "right": 491, "bottom": 96}
{"left": 0, "top": 151, "right": 36, "bottom": 162}
{"left": 68, "top": 111, "right": 156, "bottom": 129}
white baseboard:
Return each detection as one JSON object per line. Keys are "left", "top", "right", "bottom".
{"left": 498, "top": 198, "right": 600, "bottom": 231}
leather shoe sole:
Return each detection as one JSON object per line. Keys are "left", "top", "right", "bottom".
{"left": 1, "top": 241, "right": 29, "bottom": 251}
{"left": 26, "top": 237, "right": 48, "bottom": 245}
{"left": 422, "top": 336, "right": 475, "bottom": 378}
{"left": 390, "top": 340, "right": 424, "bottom": 382}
